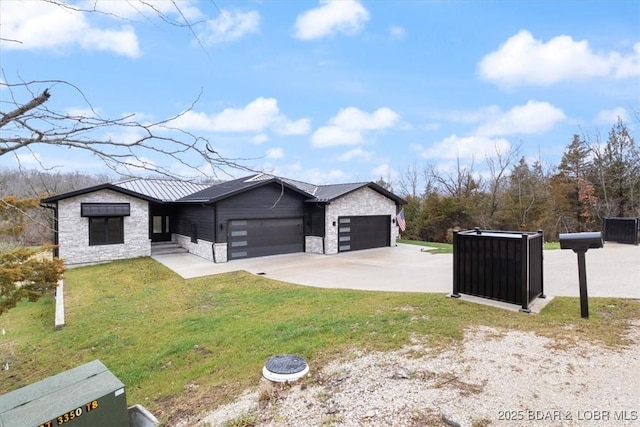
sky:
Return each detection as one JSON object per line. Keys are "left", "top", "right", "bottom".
{"left": 1, "top": 0, "right": 639, "bottom": 187}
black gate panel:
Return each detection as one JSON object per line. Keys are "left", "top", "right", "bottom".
{"left": 603, "top": 217, "right": 640, "bottom": 245}
{"left": 452, "top": 228, "right": 544, "bottom": 312}
{"left": 228, "top": 218, "right": 303, "bottom": 260}
{"left": 338, "top": 215, "right": 390, "bottom": 252}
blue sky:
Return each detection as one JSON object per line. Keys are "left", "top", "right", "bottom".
{"left": 1, "top": 0, "right": 639, "bottom": 186}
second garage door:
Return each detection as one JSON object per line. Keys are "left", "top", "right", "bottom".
{"left": 338, "top": 215, "right": 390, "bottom": 252}
{"left": 228, "top": 217, "right": 304, "bottom": 260}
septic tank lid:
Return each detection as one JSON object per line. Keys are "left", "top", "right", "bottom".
{"left": 262, "top": 354, "right": 309, "bottom": 382}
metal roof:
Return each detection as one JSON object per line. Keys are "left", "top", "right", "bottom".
{"left": 114, "top": 178, "right": 210, "bottom": 202}
{"left": 311, "top": 182, "right": 369, "bottom": 202}
{"left": 178, "top": 174, "right": 312, "bottom": 203}
{"left": 178, "top": 174, "right": 405, "bottom": 204}
{"left": 41, "top": 174, "right": 405, "bottom": 206}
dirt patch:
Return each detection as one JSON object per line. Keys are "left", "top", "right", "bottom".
{"left": 184, "top": 323, "right": 640, "bottom": 427}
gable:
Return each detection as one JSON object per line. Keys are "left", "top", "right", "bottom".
{"left": 216, "top": 182, "right": 308, "bottom": 214}
{"left": 41, "top": 183, "right": 157, "bottom": 204}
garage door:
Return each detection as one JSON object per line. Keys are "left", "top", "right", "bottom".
{"left": 228, "top": 218, "right": 304, "bottom": 260}
{"left": 338, "top": 215, "right": 390, "bottom": 252}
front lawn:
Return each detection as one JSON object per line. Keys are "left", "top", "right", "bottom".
{"left": 0, "top": 257, "right": 637, "bottom": 424}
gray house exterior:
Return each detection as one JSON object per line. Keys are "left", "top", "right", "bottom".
{"left": 41, "top": 173, "right": 406, "bottom": 266}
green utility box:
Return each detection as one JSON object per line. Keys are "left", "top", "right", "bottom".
{"left": 0, "top": 360, "right": 130, "bottom": 427}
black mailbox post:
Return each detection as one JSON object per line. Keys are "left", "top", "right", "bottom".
{"left": 558, "top": 231, "right": 603, "bottom": 318}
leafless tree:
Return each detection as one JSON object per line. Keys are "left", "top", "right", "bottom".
{"left": 398, "top": 163, "right": 421, "bottom": 198}
{"left": 1, "top": 1, "right": 253, "bottom": 181}
{"left": 0, "top": 79, "right": 251, "bottom": 180}
{"left": 426, "top": 156, "right": 481, "bottom": 201}
{"left": 481, "top": 143, "right": 520, "bottom": 226}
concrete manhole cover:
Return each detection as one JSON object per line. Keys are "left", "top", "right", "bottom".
{"left": 262, "top": 354, "right": 309, "bottom": 382}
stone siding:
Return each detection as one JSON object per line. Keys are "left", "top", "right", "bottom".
{"left": 213, "top": 243, "right": 228, "bottom": 263}
{"left": 305, "top": 236, "right": 324, "bottom": 254}
{"left": 324, "top": 187, "right": 399, "bottom": 255}
{"left": 174, "top": 234, "right": 215, "bottom": 262}
{"left": 57, "top": 189, "right": 150, "bottom": 266}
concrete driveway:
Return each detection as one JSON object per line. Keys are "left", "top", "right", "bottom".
{"left": 152, "top": 243, "right": 639, "bottom": 299}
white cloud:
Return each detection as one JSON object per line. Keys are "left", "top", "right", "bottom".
{"left": 14, "top": 152, "right": 43, "bottom": 167}
{"left": 267, "top": 163, "right": 346, "bottom": 184}
{"left": 594, "top": 107, "right": 628, "bottom": 125}
{"left": 332, "top": 107, "right": 400, "bottom": 131}
{"left": 370, "top": 163, "right": 394, "bottom": 179}
{"left": 294, "top": 0, "right": 369, "bottom": 40}
{"left": 389, "top": 25, "right": 406, "bottom": 41}
{"left": 88, "top": 1, "right": 203, "bottom": 21}
{"left": 251, "top": 134, "right": 269, "bottom": 144}
{"left": 338, "top": 148, "right": 373, "bottom": 162}
{"left": 266, "top": 147, "right": 284, "bottom": 159}
{"left": 169, "top": 97, "right": 310, "bottom": 135}
{"left": 475, "top": 100, "right": 566, "bottom": 136}
{"left": 65, "top": 107, "right": 101, "bottom": 119}
{"left": 197, "top": 9, "right": 260, "bottom": 45}
{"left": 82, "top": 26, "right": 139, "bottom": 57}
{"left": 301, "top": 168, "right": 347, "bottom": 184}
{"left": 478, "top": 30, "right": 640, "bottom": 87}
{"left": 104, "top": 128, "right": 146, "bottom": 146}
{"left": 312, "top": 126, "right": 363, "bottom": 147}
{"left": 0, "top": 0, "right": 140, "bottom": 57}
{"left": 274, "top": 118, "right": 311, "bottom": 135}
{"left": 312, "top": 106, "right": 400, "bottom": 148}
{"left": 414, "top": 135, "right": 511, "bottom": 160}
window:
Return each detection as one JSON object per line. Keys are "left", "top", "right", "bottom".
{"left": 153, "top": 216, "right": 163, "bottom": 233}
{"left": 190, "top": 224, "right": 198, "bottom": 243}
{"left": 89, "top": 217, "right": 124, "bottom": 245}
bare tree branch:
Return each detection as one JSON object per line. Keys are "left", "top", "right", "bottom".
{"left": 0, "top": 79, "right": 257, "bottom": 180}
{"left": 0, "top": 89, "right": 50, "bottom": 128}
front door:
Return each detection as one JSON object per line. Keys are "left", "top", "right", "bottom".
{"left": 150, "top": 204, "right": 172, "bottom": 242}
{"left": 151, "top": 215, "right": 171, "bottom": 242}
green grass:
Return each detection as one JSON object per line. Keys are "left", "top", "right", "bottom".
{"left": 400, "top": 239, "right": 561, "bottom": 253}
{"left": 544, "top": 241, "right": 561, "bottom": 250}
{"left": 399, "top": 239, "right": 453, "bottom": 254}
{"left": 0, "top": 257, "right": 638, "bottom": 424}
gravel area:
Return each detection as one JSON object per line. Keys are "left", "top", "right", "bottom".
{"left": 191, "top": 323, "right": 640, "bottom": 427}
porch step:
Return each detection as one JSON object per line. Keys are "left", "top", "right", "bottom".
{"left": 151, "top": 242, "right": 188, "bottom": 255}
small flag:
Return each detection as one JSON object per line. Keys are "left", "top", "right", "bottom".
{"left": 396, "top": 209, "right": 406, "bottom": 232}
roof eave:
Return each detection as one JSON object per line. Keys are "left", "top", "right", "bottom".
{"left": 40, "top": 183, "right": 162, "bottom": 204}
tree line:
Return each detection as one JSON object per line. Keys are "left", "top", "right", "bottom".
{"left": 391, "top": 118, "right": 640, "bottom": 242}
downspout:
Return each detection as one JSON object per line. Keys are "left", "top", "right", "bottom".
{"left": 39, "top": 202, "right": 59, "bottom": 258}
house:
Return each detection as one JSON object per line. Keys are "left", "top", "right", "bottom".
{"left": 40, "top": 173, "right": 407, "bottom": 266}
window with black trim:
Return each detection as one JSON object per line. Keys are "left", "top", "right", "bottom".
{"left": 89, "top": 217, "right": 124, "bottom": 245}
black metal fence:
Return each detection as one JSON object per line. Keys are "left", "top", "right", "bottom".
{"left": 452, "top": 228, "right": 544, "bottom": 312}
{"left": 603, "top": 217, "right": 640, "bottom": 245}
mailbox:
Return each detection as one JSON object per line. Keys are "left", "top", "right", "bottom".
{"left": 0, "top": 360, "right": 130, "bottom": 427}
{"left": 558, "top": 231, "right": 603, "bottom": 318}
{"left": 559, "top": 232, "right": 603, "bottom": 251}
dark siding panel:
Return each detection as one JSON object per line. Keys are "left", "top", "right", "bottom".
{"left": 217, "top": 183, "right": 306, "bottom": 243}
{"left": 174, "top": 205, "right": 215, "bottom": 242}
{"left": 305, "top": 204, "right": 325, "bottom": 237}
